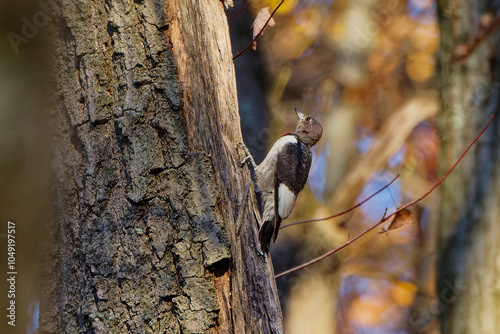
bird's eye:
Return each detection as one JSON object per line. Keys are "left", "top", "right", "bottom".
{"left": 306, "top": 117, "right": 311, "bottom": 121}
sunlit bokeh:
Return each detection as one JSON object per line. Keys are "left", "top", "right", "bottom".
{"left": 230, "top": 0, "right": 440, "bottom": 332}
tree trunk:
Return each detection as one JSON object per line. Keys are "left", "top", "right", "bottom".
{"left": 40, "top": 0, "right": 283, "bottom": 333}
{"left": 437, "top": 1, "right": 500, "bottom": 333}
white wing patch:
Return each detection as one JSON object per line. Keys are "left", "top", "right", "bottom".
{"left": 278, "top": 183, "right": 296, "bottom": 220}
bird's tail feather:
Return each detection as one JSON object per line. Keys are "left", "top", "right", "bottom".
{"left": 258, "top": 220, "right": 274, "bottom": 253}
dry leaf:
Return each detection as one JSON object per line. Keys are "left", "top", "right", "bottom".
{"left": 251, "top": 7, "right": 276, "bottom": 50}
{"left": 378, "top": 208, "right": 413, "bottom": 234}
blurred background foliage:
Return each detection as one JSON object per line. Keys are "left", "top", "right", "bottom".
{"left": 229, "top": 0, "right": 442, "bottom": 333}
{"left": 0, "top": 0, "right": 487, "bottom": 333}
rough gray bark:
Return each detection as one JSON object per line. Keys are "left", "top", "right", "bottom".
{"left": 437, "top": 1, "right": 500, "bottom": 333}
{"left": 40, "top": 0, "right": 283, "bottom": 333}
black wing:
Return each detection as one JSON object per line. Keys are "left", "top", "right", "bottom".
{"left": 272, "top": 139, "right": 312, "bottom": 241}
{"left": 272, "top": 157, "right": 282, "bottom": 242}
{"left": 276, "top": 140, "right": 312, "bottom": 195}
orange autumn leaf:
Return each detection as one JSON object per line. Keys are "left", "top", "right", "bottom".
{"left": 392, "top": 281, "right": 418, "bottom": 306}
{"left": 378, "top": 208, "right": 414, "bottom": 234}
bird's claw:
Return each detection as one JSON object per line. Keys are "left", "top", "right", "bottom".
{"left": 236, "top": 142, "right": 256, "bottom": 169}
{"left": 239, "top": 155, "right": 252, "bottom": 168}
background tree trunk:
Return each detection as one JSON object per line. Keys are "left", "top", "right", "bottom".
{"left": 40, "top": 0, "right": 283, "bottom": 333}
{"left": 437, "top": 1, "right": 500, "bottom": 333}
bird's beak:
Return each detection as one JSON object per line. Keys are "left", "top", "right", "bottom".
{"left": 294, "top": 107, "right": 306, "bottom": 120}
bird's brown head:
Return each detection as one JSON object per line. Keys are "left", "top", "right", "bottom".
{"left": 294, "top": 108, "right": 323, "bottom": 146}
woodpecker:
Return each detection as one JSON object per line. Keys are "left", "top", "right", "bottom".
{"left": 254, "top": 108, "right": 323, "bottom": 253}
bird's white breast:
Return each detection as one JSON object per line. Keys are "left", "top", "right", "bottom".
{"left": 255, "top": 135, "right": 298, "bottom": 192}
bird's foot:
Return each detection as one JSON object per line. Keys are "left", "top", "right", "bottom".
{"left": 237, "top": 143, "right": 256, "bottom": 169}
